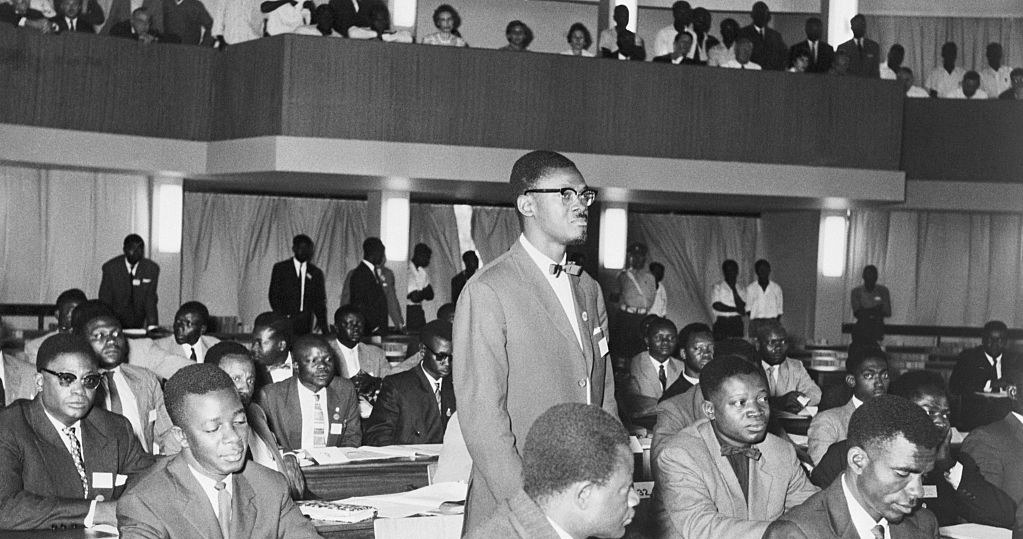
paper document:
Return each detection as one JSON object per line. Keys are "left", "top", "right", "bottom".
{"left": 939, "top": 524, "right": 1010, "bottom": 539}
{"left": 303, "top": 444, "right": 444, "bottom": 466}
{"left": 340, "top": 482, "right": 468, "bottom": 519}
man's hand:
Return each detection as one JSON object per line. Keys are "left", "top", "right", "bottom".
{"left": 280, "top": 453, "right": 307, "bottom": 500}
{"left": 93, "top": 501, "right": 118, "bottom": 526}
{"left": 770, "top": 391, "right": 806, "bottom": 414}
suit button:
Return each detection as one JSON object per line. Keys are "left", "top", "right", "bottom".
{"left": 578, "top": 379, "right": 587, "bottom": 388}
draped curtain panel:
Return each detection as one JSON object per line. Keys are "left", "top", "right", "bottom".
{"left": 866, "top": 16, "right": 1023, "bottom": 91}
{"left": 470, "top": 206, "right": 520, "bottom": 266}
{"left": 408, "top": 204, "right": 462, "bottom": 317}
{"left": 181, "top": 192, "right": 367, "bottom": 329}
{"left": 628, "top": 213, "right": 763, "bottom": 328}
{"left": 0, "top": 165, "right": 149, "bottom": 308}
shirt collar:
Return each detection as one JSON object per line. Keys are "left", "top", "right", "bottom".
{"left": 682, "top": 371, "right": 700, "bottom": 386}
{"left": 124, "top": 258, "right": 138, "bottom": 273}
{"left": 649, "top": 354, "right": 670, "bottom": 372}
{"left": 269, "top": 354, "right": 293, "bottom": 371}
{"left": 361, "top": 259, "right": 376, "bottom": 272}
{"left": 1013, "top": 412, "right": 1023, "bottom": 428}
{"left": 851, "top": 395, "right": 863, "bottom": 408}
{"left": 43, "top": 406, "right": 81, "bottom": 437}
{"left": 842, "top": 474, "right": 889, "bottom": 537}
{"left": 295, "top": 378, "right": 326, "bottom": 399}
{"left": 985, "top": 352, "right": 1002, "bottom": 365}
{"left": 518, "top": 234, "right": 566, "bottom": 277}
{"left": 336, "top": 339, "right": 358, "bottom": 352}
{"left": 293, "top": 257, "right": 305, "bottom": 272}
{"left": 421, "top": 364, "right": 441, "bottom": 387}
{"left": 186, "top": 463, "right": 234, "bottom": 497}
{"left": 545, "top": 516, "right": 575, "bottom": 539}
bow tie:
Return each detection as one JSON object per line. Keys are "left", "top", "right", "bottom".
{"left": 549, "top": 263, "right": 582, "bottom": 277}
{"left": 720, "top": 445, "right": 761, "bottom": 461}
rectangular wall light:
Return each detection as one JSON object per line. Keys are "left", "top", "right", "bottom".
{"left": 154, "top": 182, "right": 182, "bottom": 254}
{"left": 820, "top": 214, "right": 848, "bottom": 277}
{"left": 600, "top": 205, "right": 628, "bottom": 270}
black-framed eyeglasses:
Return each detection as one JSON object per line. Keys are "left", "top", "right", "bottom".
{"left": 87, "top": 329, "right": 122, "bottom": 343}
{"left": 523, "top": 187, "right": 597, "bottom": 207}
{"left": 423, "top": 342, "right": 453, "bottom": 363}
{"left": 41, "top": 368, "right": 103, "bottom": 390}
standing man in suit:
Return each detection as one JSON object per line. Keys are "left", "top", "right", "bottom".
{"left": 836, "top": 14, "right": 880, "bottom": 78}
{"left": 766, "top": 395, "right": 943, "bottom": 538}
{"left": 808, "top": 348, "right": 889, "bottom": 464}
{"left": 0, "top": 333, "right": 152, "bottom": 530}
{"left": 51, "top": 0, "right": 102, "bottom": 33}
{"left": 789, "top": 17, "right": 832, "bottom": 73}
{"left": 738, "top": 1, "right": 786, "bottom": 70}
{"left": 950, "top": 320, "right": 1018, "bottom": 431}
{"left": 365, "top": 320, "right": 455, "bottom": 445}
{"left": 757, "top": 321, "right": 821, "bottom": 413}
{"left": 23, "top": 288, "right": 87, "bottom": 365}
{"left": 654, "top": 355, "right": 818, "bottom": 538}
{"left": 257, "top": 335, "right": 361, "bottom": 452}
{"left": 450, "top": 251, "right": 479, "bottom": 306}
{"left": 154, "top": 301, "right": 221, "bottom": 364}
{"left": 348, "top": 237, "right": 390, "bottom": 336}
{"left": 99, "top": 234, "right": 159, "bottom": 330}
{"left": 625, "top": 317, "right": 681, "bottom": 417}
{"left": 116, "top": 364, "right": 321, "bottom": 538}
{"left": 454, "top": 150, "right": 616, "bottom": 534}
{"left": 269, "top": 234, "right": 328, "bottom": 336}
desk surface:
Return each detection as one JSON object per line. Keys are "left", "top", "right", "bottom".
{"left": 303, "top": 457, "right": 437, "bottom": 501}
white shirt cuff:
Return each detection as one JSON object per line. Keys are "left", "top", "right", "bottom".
{"left": 945, "top": 461, "right": 964, "bottom": 490}
{"left": 84, "top": 499, "right": 98, "bottom": 528}
{"left": 18, "top": 17, "right": 27, "bottom": 27}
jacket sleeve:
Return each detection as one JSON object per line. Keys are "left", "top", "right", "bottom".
{"left": 116, "top": 489, "right": 169, "bottom": 538}
{"left": 953, "top": 451, "right": 1017, "bottom": 528}
{"left": 807, "top": 412, "right": 840, "bottom": 465}
{"left": 362, "top": 377, "right": 399, "bottom": 446}
{"left": 790, "top": 361, "right": 821, "bottom": 405}
{"left": 98, "top": 263, "right": 114, "bottom": 306}
{"left": 0, "top": 429, "right": 92, "bottom": 530}
{"left": 340, "top": 384, "right": 362, "bottom": 448}
{"left": 597, "top": 291, "right": 617, "bottom": 417}
{"left": 313, "top": 268, "right": 329, "bottom": 333}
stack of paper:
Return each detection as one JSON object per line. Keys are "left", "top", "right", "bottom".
{"left": 298, "top": 500, "right": 376, "bottom": 523}
{"left": 340, "top": 482, "right": 468, "bottom": 519}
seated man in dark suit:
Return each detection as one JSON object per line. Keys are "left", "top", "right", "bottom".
{"left": 154, "top": 301, "right": 221, "bottom": 364}
{"left": 0, "top": 0, "right": 50, "bottom": 30}
{"left": 269, "top": 234, "right": 328, "bottom": 336}
{"left": 765, "top": 394, "right": 944, "bottom": 538}
{"left": 0, "top": 333, "right": 152, "bottom": 530}
{"left": 467, "top": 403, "right": 639, "bottom": 539}
{"left": 365, "top": 320, "right": 456, "bottom": 446}
{"left": 660, "top": 322, "right": 713, "bottom": 402}
{"left": 950, "top": 320, "right": 1018, "bottom": 431}
{"left": 109, "top": 7, "right": 175, "bottom": 42}
{"left": 653, "top": 32, "right": 700, "bottom": 65}
{"left": 811, "top": 371, "right": 1016, "bottom": 528}
{"left": 51, "top": 0, "right": 102, "bottom": 33}
{"left": 116, "top": 364, "right": 321, "bottom": 538}
{"left": 347, "top": 237, "right": 390, "bottom": 336}
{"left": 250, "top": 311, "right": 295, "bottom": 386}
{"left": 256, "top": 334, "right": 361, "bottom": 452}
{"left": 98, "top": 234, "right": 160, "bottom": 330}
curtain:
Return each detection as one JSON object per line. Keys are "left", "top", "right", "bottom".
{"left": 866, "top": 16, "right": 1023, "bottom": 90}
{"left": 628, "top": 213, "right": 762, "bottom": 328}
{"left": 0, "top": 165, "right": 149, "bottom": 308}
{"left": 409, "top": 203, "right": 461, "bottom": 318}
{"left": 470, "top": 206, "right": 519, "bottom": 266}
{"left": 181, "top": 192, "right": 367, "bottom": 329}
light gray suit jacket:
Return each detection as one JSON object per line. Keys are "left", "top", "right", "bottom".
{"left": 626, "top": 351, "right": 682, "bottom": 417}
{"left": 2, "top": 352, "right": 39, "bottom": 406}
{"left": 153, "top": 335, "right": 221, "bottom": 362}
{"left": 114, "top": 363, "right": 178, "bottom": 454}
{"left": 651, "top": 384, "right": 706, "bottom": 465}
{"left": 768, "top": 358, "right": 822, "bottom": 405}
{"left": 126, "top": 338, "right": 195, "bottom": 381}
{"left": 807, "top": 398, "right": 856, "bottom": 464}
{"left": 327, "top": 339, "right": 390, "bottom": 378}
{"left": 453, "top": 239, "right": 616, "bottom": 534}
{"left": 962, "top": 413, "right": 1023, "bottom": 526}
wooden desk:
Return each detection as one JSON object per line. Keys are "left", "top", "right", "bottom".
{"left": 314, "top": 519, "right": 375, "bottom": 539}
{"left": 303, "top": 457, "right": 436, "bottom": 501}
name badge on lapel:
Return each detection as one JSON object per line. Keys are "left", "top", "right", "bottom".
{"left": 593, "top": 327, "right": 609, "bottom": 357}
{"left": 93, "top": 472, "right": 113, "bottom": 489}
{"left": 131, "top": 279, "right": 141, "bottom": 286}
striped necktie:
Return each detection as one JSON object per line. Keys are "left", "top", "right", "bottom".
{"left": 312, "top": 394, "right": 326, "bottom": 447}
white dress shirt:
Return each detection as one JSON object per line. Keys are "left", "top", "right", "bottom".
{"left": 181, "top": 339, "right": 208, "bottom": 363}
{"left": 925, "top": 66, "right": 966, "bottom": 97}
{"left": 983, "top": 352, "right": 1003, "bottom": 392}
{"left": 296, "top": 380, "right": 327, "bottom": 449}
{"left": 879, "top": 62, "right": 897, "bottom": 80}
{"left": 107, "top": 366, "right": 145, "bottom": 447}
{"left": 186, "top": 465, "right": 234, "bottom": 519}
{"left": 211, "top": 0, "right": 261, "bottom": 44}
{"left": 711, "top": 281, "right": 746, "bottom": 317}
{"left": 407, "top": 263, "right": 431, "bottom": 298}
{"left": 337, "top": 341, "right": 361, "bottom": 378}
{"left": 650, "top": 285, "right": 667, "bottom": 317}
{"left": 681, "top": 371, "right": 699, "bottom": 387}
{"left": 981, "top": 65, "right": 1013, "bottom": 99}
{"left": 746, "top": 281, "right": 783, "bottom": 319}
{"left": 265, "top": 1, "right": 309, "bottom": 36}
{"left": 292, "top": 257, "right": 307, "bottom": 311}
{"left": 945, "top": 88, "right": 988, "bottom": 99}
{"left": 268, "top": 354, "right": 293, "bottom": 383}
{"left": 842, "top": 474, "right": 890, "bottom": 539}
{"left": 906, "top": 86, "right": 930, "bottom": 98}
{"left": 43, "top": 410, "right": 98, "bottom": 525}
{"left": 518, "top": 235, "right": 582, "bottom": 350}
{"left": 546, "top": 516, "right": 574, "bottom": 539}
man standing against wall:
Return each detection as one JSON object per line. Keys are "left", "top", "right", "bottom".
{"left": 99, "top": 234, "right": 159, "bottom": 330}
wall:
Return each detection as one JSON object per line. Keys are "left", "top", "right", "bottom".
{"left": 761, "top": 210, "right": 820, "bottom": 344}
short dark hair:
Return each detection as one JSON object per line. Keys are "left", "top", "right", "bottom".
{"left": 899, "top": 66, "right": 914, "bottom": 77}
{"left": 176, "top": 301, "right": 210, "bottom": 325}
{"left": 291, "top": 334, "right": 331, "bottom": 361}
{"left": 983, "top": 320, "right": 1008, "bottom": 334}
{"left": 37, "top": 333, "right": 98, "bottom": 371}
{"left": 701, "top": 354, "right": 767, "bottom": 401}
{"left": 505, "top": 20, "right": 534, "bottom": 47}
{"left": 987, "top": 42, "right": 1003, "bottom": 54}
{"left": 850, "top": 13, "right": 865, "bottom": 23}
{"left": 56, "top": 288, "right": 87, "bottom": 309}
{"left": 510, "top": 150, "right": 578, "bottom": 192}
{"left": 645, "top": 317, "right": 677, "bottom": 339}
{"left": 678, "top": 322, "right": 712, "bottom": 349}
{"left": 522, "top": 403, "right": 629, "bottom": 501}
{"left": 252, "top": 311, "right": 293, "bottom": 346}
{"left": 413, "top": 243, "right": 432, "bottom": 258}
{"left": 888, "top": 370, "right": 946, "bottom": 402}
{"left": 754, "top": 319, "right": 785, "bottom": 342}
{"left": 649, "top": 262, "right": 665, "bottom": 283}
{"left": 436, "top": 303, "right": 455, "bottom": 321}
{"left": 1011, "top": 67, "right": 1023, "bottom": 78}
{"left": 845, "top": 344, "right": 888, "bottom": 375}
{"left": 206, "top": 341, "right": 252, "bottom": 368}
{"left": 292, "top": 234, "right": 313, "bottom": 247}
{"left": 362, "top": 237, "right": 384, "bottom": 257}
{"left": 432, "top": 4, "right": 461, "bottom": 32}
{"left": 566, "top": 22, "right": 592, "bottom": 49}
{"left": 421, "top": 319, "right": 453, "bottom": 345}
{"left": 461, "top": 250, "right": 478, "bottom": 265}
{"left": 889, "top": 44, "right": 904, "bottom": 55}
{"left": 942, "top": 41, "right": 957, "bottom": 54}
{"left": 964, "top": 70, "right": 980, "bottom": 82}
{"left": 847, "top": 394, "right": 943, "bottom": 453}
{"left": 123, "top": 234, "right": 144, "bottom": 248}
{"left": 805, "top": 16, "right": 821, "bottom": 26}
{"left": 722, "top": 259, "right": 738, "bottom": 272}
{"left": 165, "top": 364, "right": 237, "bottom": 427}
{"left": 754, "top": 258, "right": 770, "bottom": 272}
{"left": 334, "top": 304, "right": 364, "bottom": 327}
{"left": 71, "top": 299, "right": 118, "bottom": 335}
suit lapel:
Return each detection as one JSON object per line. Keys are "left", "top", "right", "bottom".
{"left": 698, "top": 421, "right": 747, "bottom": 516}
{"left": 509, "top": 242, "right": 583, "bottom": 358}
{"left": 748, "top": 442, "right": 776, "bottom": 519}
{"left": 1004, "top": 415, "right": 1023, "bottom": 446}
{"left": 413, "top": 366, "right": 442, "bottom": 425}
{"left": 27, "top": 398, "right": 86, "bottom": 498}
{"left": 231, "top": 473, "right": 258, "bottom": 538}
{"left": 167, "top": 456, "right": 227, "bottom": 538}
{"left": 118, "top": 366, "right": 153, "bottom": 449}
{"left": 822, "top": 478, "right": 858, "bottom": 538}
{"left": 325, "top": 380, "right": 346, "bottom": 446}
{"left": 568, "top": 274, "right": 592, "bottom": 368}
{"left": 284, "top": 380, "right": 304, "bottom": 450}
{"left": 82, "top": 412, "right": 115, "bottom": 498}
{"left": 248, "top": 403, "right": 286, "bottom": 470}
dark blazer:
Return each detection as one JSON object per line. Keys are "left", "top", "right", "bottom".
{"left": 836, "top": 37, "right": 881, "bottom": 78}
{"left": 268, "top": 258, "right": 328, "bottom": 335}
{"left": 738, "top": 24, "right": 787, "bottom": 70}
{"left": 50, "top": 15, "right": 96, "bottom": 33}
{"left": 0, "top": 396, "right": 153, "bottom": 530}
{"left": 98, "top": 255, "right": 160, "bottom": 329}
{"left": 789, "top": 39, "right": 834, "bottom": 73}
{"left": 950, "top": 346, "right": 1018, "bottom": 430}
{"left": 465, "top": 490, "right": 562, "bottom": 539}
{"left": 116, "top": 453, "right": 321, "bottom": 538}
{"left": 0, "top": 4, "right": 45, "bottom": 26}
{"left": 348, "top": 262, "right": 388, "bottom": 335}
{"left": 364, "top": 366, "right": 455, "bottom": 446}
{"left": 659, "top": 370, "right": 695, "bottom": 403}
{"left": 962, "top": 413, "right": 1023, "bottom": 527}
{"left": 108, "top": 20, "right": 178, "bottom": 41}
{"left": 764, "top": 475, "right": 939, "bottom": 538}
{"left": 256, "top": 376, "right": 361, "bottom": 451}
{"left": 328, "top": 0, "right": 367, "bottom": 37}
{"left": 451, "top": 271, "right": 470, "bottom": 305}
{"left": 652, "top": 54, "right": 701, "bottom": 65}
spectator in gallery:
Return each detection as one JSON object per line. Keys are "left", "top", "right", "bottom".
{"left": 51, "top": 0, "right": 103, "bottom": 34}
{"left": 162, "top": 0, "right": 213, "bottom": 46}
{"left": 102, "top": 0, "right": 161, "bottom": 35}
{"left": 788, "top": 49, "right": 810, "bottom": 73}
{"left": 721, "top": 36, "right": 760, "bottom": 70}
{"left": 737, "top": 1, "right": 786, "bottom": 70}
{"left": 653, "top": 32, "right": 699, "bottom": 65}
{"left": 262, "top": 0, "right": 313, "bottom": 36}
{"left": 292, "top": 4, "right": 342, "bottom": 36}
{"left": 561, "top": 22, "right": 594, "bottom": 57}
{"left": 946, "top": 71, "right": 988, "bottom": 99}
{"left": 500, "top": 19, "right": 532, "bottom": 52}
{"left": 926, "top": 41, "right": 966, "bottom": 98}
{"left": 836, "top": 14, "right": 879, "bottom": 78}
{"left": 109, "top": 7, "right": 173, "bottom": 42}
{"left": 981, "top": 43, "right": 1013, "bottom": 99}
{"left": 788, "top": 17, "right": 832, "bottom": 74}
{"left": 450, "top": 250, "right": 478, "bottom": 305}
{"left": 652, "top": 1, "right": 692, "bottom": 59}
{"left": 829, "top": 49, "right": 851, "bottom": 76}
{"left": 211, "top": 0, "right": 262, "bottom": 44}
{"left": 899, "top": 67, "right": 930, "bottom": 98}
{"left": 878, "top": 44, "right": 905, "bottom": 80}
{"left": 599, "top": 4, "right": 645, "bottom": 61}
{"left": 420, "top": 4, "right": 466, "bottom": 47}
{"left": 707, "top": 17, "right": 737, "bottom": 67}
{"left": 689, "top": 8, "right": 718, "bottom": 64}
{"left": 406, "top": 243, "right": 434, "bottom": 332}
{"left": 1000, "top": 68, "right": 1023, "bottom": 100}
{"left": 0, "top": 0, "right": 49, "bottom": 30}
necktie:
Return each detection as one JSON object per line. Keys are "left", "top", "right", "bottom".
{"left": 720, "top": 444, "right": 762, "bottom": 460}
{"left": 64, "top": 426, "right": 89, "bottom": 498}
{"left": 658, "top": 364, "right": 667, "bottom": 391}
{"left": 549, "top": 263, "right": 582, "bottom": 277}
{"left": 871, "top": 524, "right": 885, "bottom": 539}
{"left": 0, "top": 377, "right": 6, "bottom": 407}
{"left": 128, "top": 264, "right": 135, "bottom": 306}
{"left": 765, "top": 365, "right": 776, "bottom": 392}
{"left": 811, "top": 41, "right": 816, "bottom": 63}
{"left": 434, "top": 382, "right": 442, "bottom": 413}
{"left": 214, "top": 480, "right": 231, "bottom": 539}
{"left": 190, "top": 346, "right": 198, "bottom": 362}
{"left": 312, "top": 393, "right": 326, "bottom": 447}
{"left": 857, "top": 39, "right": 863, "bottom": 55}
{"left": 103, "top": 371, "right": 123, "bottom": 415}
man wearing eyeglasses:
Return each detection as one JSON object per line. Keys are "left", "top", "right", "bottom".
{"left": 454, "top": 150, "right": 617, "bottom": 534}
{"left": 0, "top": 333, "right": 152, "bottom": 530}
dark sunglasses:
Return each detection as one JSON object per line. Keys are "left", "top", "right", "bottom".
{"left": 423, "top": 342, "right": 453, "bottom": 363}
{"left": 41, "top": 368, "right": 103, "bottom": 390}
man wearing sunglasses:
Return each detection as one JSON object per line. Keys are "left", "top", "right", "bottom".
{"left": 0, "top": 333, "right": 152, "bottom": 530}
{"left": 364, "top": 319, "right": 456, "bottom": 446}
{"left": 454, "top": 150, "right": 617, "bottom": 534}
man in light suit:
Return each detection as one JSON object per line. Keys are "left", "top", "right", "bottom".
{"left": 836, "top": 14, "right": 880, "bottom": 78}
{"left": 653, "top": 355, "right": 818, "bottom": 538}
{"left": 757, "top": 321, "right": 821, "bottom": 413}
{"left": 764, "top": 395, "right": 942, "bottom": 538}
{"left": 625, "top": 317, "right": 681, "bottom": 417}
{"left": 116, "top": 364, "right": 321, "bottom": 538}
{"left": 454, "top": 150, "right": 616, "bottom": 534}
{"left": 269, "top": 234, "right": 328, "bottom": 336}
{"left": 154, "top": 301, "right": 221, "bottom": 364}
{"left": 808, "top": 347, "right": 889, "bottom": 464}
{"left": 98, "top": 234, "right": 160, "bottom": 330}
{"left": 0, "top": 334, "right": 153, "bottom": 530}
{"left": 328, "top": 305, "right": 392, "bottom": 379}
{"left": 23, "top": 288, "right": 87, "bottom": 366}
{"left": 257, "top": 335, "right": 361, "bottom": 452}
{"left": 950, "top": 320, "right": 1018, "bottom": 430}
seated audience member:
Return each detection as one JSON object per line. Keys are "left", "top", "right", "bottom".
{"left": 707, "top": 17, "right": 737, "bottom": 67}
{"left": 116, "top": 364, "right": 322, "bottom": 538}
{"left": 208, "top": 341, "right": 307, "bottom": 499}
{"left": 0, "top": 333, "right": 152, "bottom": 530}
{"left": 72, "top": 300, "right": 191, "bottom": 381}
{"left": 757, "top": 321, "right": 821, "bottom": 413}
{"left": 436, "top": 302, "right": 455, "bottom": 324}
{"left": 466, "top": 403, "right": 639, "bottom": 539}
{"left": 835, "top": 14, "right": 879, "bottom": 78}
{"left": 329, "top": 305, "right": 399, "bottom": 380}
{"left": 420, "top": 4, "right": 466, "bottom": 47}
{"left": 257, "top": 335, "right": 361, "bottom": 451}
{"left": 561, "top": 21, "right": 593, "bottom": 57}
{"left": 962, "top": 364, "right": 1023, "bottom": 527}
{"left": 0, "top": 0, "right": 50, "bottom": 31}
{"left": 829, "top": 49, "right": 851, "bottom": 75}
{"left": 51, "top": 0, "right": 102, "bottom": 33}
{"left": 981, "top": 42, "right": 1012, "bottom": 98}
{"left": 652, "top": 1, "right": 692, "bottom": 59}
{"left": 898, "top": 67, "right": 931, "bottom": 98}
{"left": 945, "top": 70, "right": 988, "bottom": 99}
{"left": 2, "top": 345, "right": 37, "bottom": 407}
{"left": 327, "top": 0, "right": 365, "bottom": 36}
{"left": 500, "top": 19, "right": 532, "bottom": 52}
{"left": 850, "top": 265, "right": 891, "bottom": 346}
{"left": 789, "top": 17, "right": 832, "bottom": 74}
{"left": 648, "top": 262, "right": 667, "bottom": 317}
{"left": 653, "top": 355, "right": 818, "bottom": 538}
{"left": 250, "top": 312, "right": 294, "bottom": 385}
{"left": 625, "top": 317, "right": 680, "bottom": 417}
{"left": 999, "top": 67, "right": 1023, "bottom": 100}
{"left": 154, "top": 301, "right": 220, "bottom": 363}
{"left": 293, "top": 4, "right": 342, "bottom": 36}
{"left": 878, "top": 43, "right": 904, "bottom": 80}
{"left": 450, "top": 250, "right": 478, "bottom": 304}
{"left": 689, "top": 8, "right": 718, "bottom": 63}
{"left": 711, "top": 259, "right": 746, "bottom": 340}
{"left": 162, "top": 0, "right": 211, "bottom": 45}
{"left": 347, "top": 3, "right": 411, "bottom": 42}
{"left": 807, "top": 347, "right": 889, "bottom": 464}
{"left": 788, "top": 50, "right": 810, "bottom": 72}
{"left": 211, "top": 0, "right": 261, "bottom": 44}
{"left": 764, "top": 394, "right": 943, "bottom": 538}
{"left": 950, "top": 320, "right": 1018, "bottom": 431}
{"left": 599, "top": 4, "right": 645, "bottom": 60}
{"left": 261, "top": 0, "right": 313, "bottom": 36}
{"left": 660, "top": 322, "right": 713, "bottom": 402}
{"left": 654, "top": 31, "right": 698, "bottom": 65}
{"left": 364, "top": 320, "right": 455, "bottom": 446}
{"left": 23, "top": 288, "right": 87, "bottom": 364}
{"left": 926, "top": 41, "right": 965, "bottom": 98}
{"left": 102, "top": 0, "right": 161, "bottom": 34}
{"left": 721, "top": 36, "right": 759, "bottom": 70}
{"left": 109, "top": 7, "right": 175, "bottom": 42}
{"left": 74, "top": 302, "right": 177, "bottom": 454}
